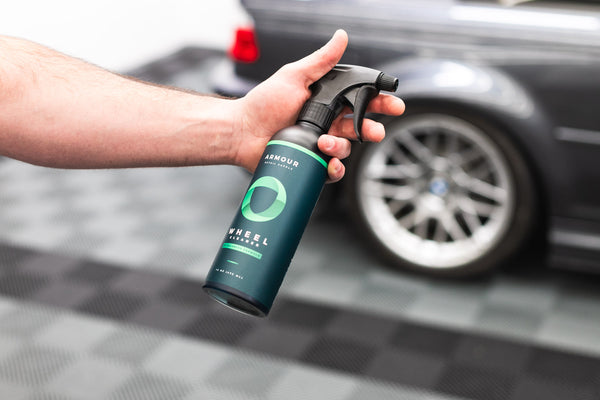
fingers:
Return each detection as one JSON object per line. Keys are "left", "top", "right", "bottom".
{"left": 327, "top": 158, "right": 345, "bottom": 183}
{"left": 285, "top": 29, "right": 348, "bottom": 86}
{"left": 318, "top": 134, "right": 351, "bottom": 159}
{"left": 328, "top": 94, "right": 405, "bottom": 141}
{"left": 331, "top": 117, "right": 386, "bottom": 143}
{"left": 317, "top": 135, "right": 350, "bottom": 183}
{"left": 367, "top": 94, "right": 405, "bottom": 116}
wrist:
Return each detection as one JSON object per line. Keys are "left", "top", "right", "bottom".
{"left": 175, "top": 94, "right": 239, "bottom": 166}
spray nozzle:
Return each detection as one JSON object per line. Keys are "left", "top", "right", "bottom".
{"left": 297, "top": 64, "right": 399, "bottom": 141}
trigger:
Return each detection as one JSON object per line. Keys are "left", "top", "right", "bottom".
{"left": 352, "top": 85, "right": 379, "bottom": 142}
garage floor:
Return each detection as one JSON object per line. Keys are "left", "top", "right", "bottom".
{"left": 1, "top": 49, "right": 600, "bottom": 400}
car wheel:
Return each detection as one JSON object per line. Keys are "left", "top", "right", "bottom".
{"left": 347, "top": 110, "right": 536, "bottom": 277}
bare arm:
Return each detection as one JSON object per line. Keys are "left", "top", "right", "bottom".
{"left": 0, "top": 31, "right": 404, "bottom": 181}
{"left": 0, "top": 35, "right": 236, "bottom": 169}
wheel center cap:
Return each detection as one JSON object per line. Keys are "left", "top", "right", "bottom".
{"left": 429, "top": 177, "right": 450, "bottom": 197}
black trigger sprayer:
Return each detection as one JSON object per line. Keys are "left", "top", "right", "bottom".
{"left": 204, "top": 64, "right": 399, "bottom": 317}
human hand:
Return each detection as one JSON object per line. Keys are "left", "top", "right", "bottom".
{"left": 230, "top": 29, "right": 405, "bottom": 182}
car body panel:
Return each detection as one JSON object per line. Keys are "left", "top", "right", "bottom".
{"left": 212, "top": 0, "right": 600, "bottom": 272}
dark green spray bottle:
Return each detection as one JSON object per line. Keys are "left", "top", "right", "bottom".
{"left": 203, "top": 64, "right": 398, "bottom": 317}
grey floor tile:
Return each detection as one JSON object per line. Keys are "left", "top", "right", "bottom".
{"left": 485, "top": 276, "right": 559, "bottom": 314}
{"left": 46, "top": 357, "right": 134, "bottom": 400}
{"left": 90, "top": 237, "right": 157, "bottom": 268}
{"left": 109, "top": 372, "right": 192, "bottom": 400}
{"left": 0, "top": 345, "right": 74, "bottom": 386}
{"left": 0, "top": 378, "right": 30, "bottom": 400}
{"left": 130, "top": 299, "right": 200, "bottom": 331}
{"left": 434, "top": 365, "right": 516, "bottom": 400}
{"left": 77, "top": 290, "right": 145, "bottom": 321}
{"left": 33, "top": 313, "right": 117, "bottom": 353}
{"left": 266, "top": 365, "right": 357, "bottom": 400}
{"left": 109, "top": 270, "right": 173, "bottom": 297}
{"left": 325, "top": 310, "right": 399, "bottom": 347}
{"left": 207, "top": 352, "right": 287, "bottom": 397}
{"left": 526, "top": 347, "right": 600, "bottom": 386}
{"left": 536, "top": 313, "right": 600, "bottom": 355}
{"left": 452, "top": 335, "right": 533, "bottom": 374}
{"left": 143, "top": 337, "right": 230, "bottom": 382}
{"left": 18, "top": 254, "right": 80, "bottom": 277}
{"left": 389, "top": 323, "right": 461, "bottom": 359}
{"left": 365, "top": 348, "right": 446, "bottom": 388}
{"left": 238, "top": 323, "right": 316, "bottom": 359}
{"left": 0, "top": 334, "right": 23, "bottom": 365}
{"left": 181, "top": 310, "right": 257, "bottom": 345}
{"left": 66, "top": 261, "right": 124, "bottom": 286}
{"left": 25, "top": 391, "right": 79, "bottom": 400}
{"left": 285, "top": 269, "right": 365, "bottom": 306}
{"left": 31, "top": 280, "right": 98, "bottom": 309}
{"left": 511, "top": 376, "right": 597, "bottom": 400}
{"left": 346, "top": 381, "right": 439, "bottom": 400}
{"left": 0, "top": 305, "right": 57, "bottom": 338}
{"left": 350, "top": 280, "right": 419, "bottom": 318}
{"left": 0, "top": 273, "right": 47, "bottom": 300}
{"left": 474, "top": 304, "right": 543, "bottom": 340}
{"left": 92, "top": 326, "right": 167, "bottom": 365}
{"left": 300, "top": 335, "right": 377, "bottom": 374}
{"left": 56, "top": 232, "right": 108, "bottom": 257}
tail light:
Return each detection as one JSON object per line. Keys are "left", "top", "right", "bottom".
{"left": 229, "top": 27, "right": 260, "bottom": 63}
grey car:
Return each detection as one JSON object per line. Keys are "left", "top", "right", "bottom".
{"left": 212, "top": 0, "right": 600, "bottom": 277}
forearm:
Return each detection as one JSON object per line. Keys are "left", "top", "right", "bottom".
{"left": 0, "top": 36, "right": 236, "bottom": 168}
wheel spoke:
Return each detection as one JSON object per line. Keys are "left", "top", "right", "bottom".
{"left": 446, "top": 132, "right": 460, "bottom": 157}
{"left": 388, "top": 199, "right": 409, "bottom": 215}
{"left": 365, "top": 164, "right": 421, "bottom": 180}
{"left": 452, "top": 146, "right": 482, "bottom": 167}
{"left": 401, "top": 130, "right": 435, "bottom": 162}
{"left": 468, "top": 177, "right": 506, "bottom": 203}
{"left": 466, "top": 161, "right": 493, "bottom": 180}
{"left": 363, "top": 181, "right": 417, "bottom": 201}
{"left": 389, "top": 142, "right": 412, "bottom": 165}
{"left": 459, "top": 195, "right": 497, "bottom": 218}
{"left": 414, "top": 218, "right": 428, "bottom": 239}
{"left": 455, "top": 173, "right": 507, "bottom": 203}
{"left": 397, "top": 209, "right": 416, "bottom": 229}
{"left": 462, "top": 210, "right": 484, "bottom": 234}
{"left": 433, "top": 218, "right": 447, "bottom": 242}
{"left": 441, "top": 212, "right": 467, "bottom": 241}
{"left": 425, "top": 131, "right": 440, "bottom": 156}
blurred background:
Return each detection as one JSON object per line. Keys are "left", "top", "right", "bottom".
{"left": 2, "top": 1, "right": 600, "bottom": 399}
{"left": 0, "top": 0, "right": 246, "bottom": 71}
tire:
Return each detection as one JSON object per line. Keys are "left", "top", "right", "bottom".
{"left": 346, "top": 108, "right": 536, "bottom": 277}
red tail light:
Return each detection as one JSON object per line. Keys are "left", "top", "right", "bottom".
{"left": 229, "top": 27, "right": 260, "bottom": 63}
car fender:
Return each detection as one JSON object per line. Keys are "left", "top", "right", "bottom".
{"left": 374, "top": 58, "right": 570, "bottom": 216}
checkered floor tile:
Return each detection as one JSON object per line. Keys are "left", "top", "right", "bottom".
{"left": 1, "top": 47, "right": 600, "bottom": 399}
{"left": 1, "top": 244, "right": 600, "bottom": 399}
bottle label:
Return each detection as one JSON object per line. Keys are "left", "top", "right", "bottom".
{"left": 266, "top": 140, "right": 328, "bottom": 168}
{"left": 241, "top": 176, "right": 287, "bottom": 222}
{"left": 206, "top": 141, "right": 327, "bottom": 309}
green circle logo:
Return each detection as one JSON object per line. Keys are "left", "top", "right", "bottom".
{"left": 241, "top": 176, "right": 287, "bottom": 222}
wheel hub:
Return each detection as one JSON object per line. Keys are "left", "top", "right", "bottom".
{"left": 428, "top": 176, "right": 450, "bottom": 197}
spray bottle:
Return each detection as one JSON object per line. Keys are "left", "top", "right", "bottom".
{"left": 203, "top": 64, "right": 399, "bottom": 317}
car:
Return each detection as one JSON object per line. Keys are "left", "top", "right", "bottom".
{"left": 211, "top": 0, "right": 600, "bottom": 277}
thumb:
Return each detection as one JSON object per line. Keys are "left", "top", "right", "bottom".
{"left": 289, "top": 29, "right": 348, "bottom": 86}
